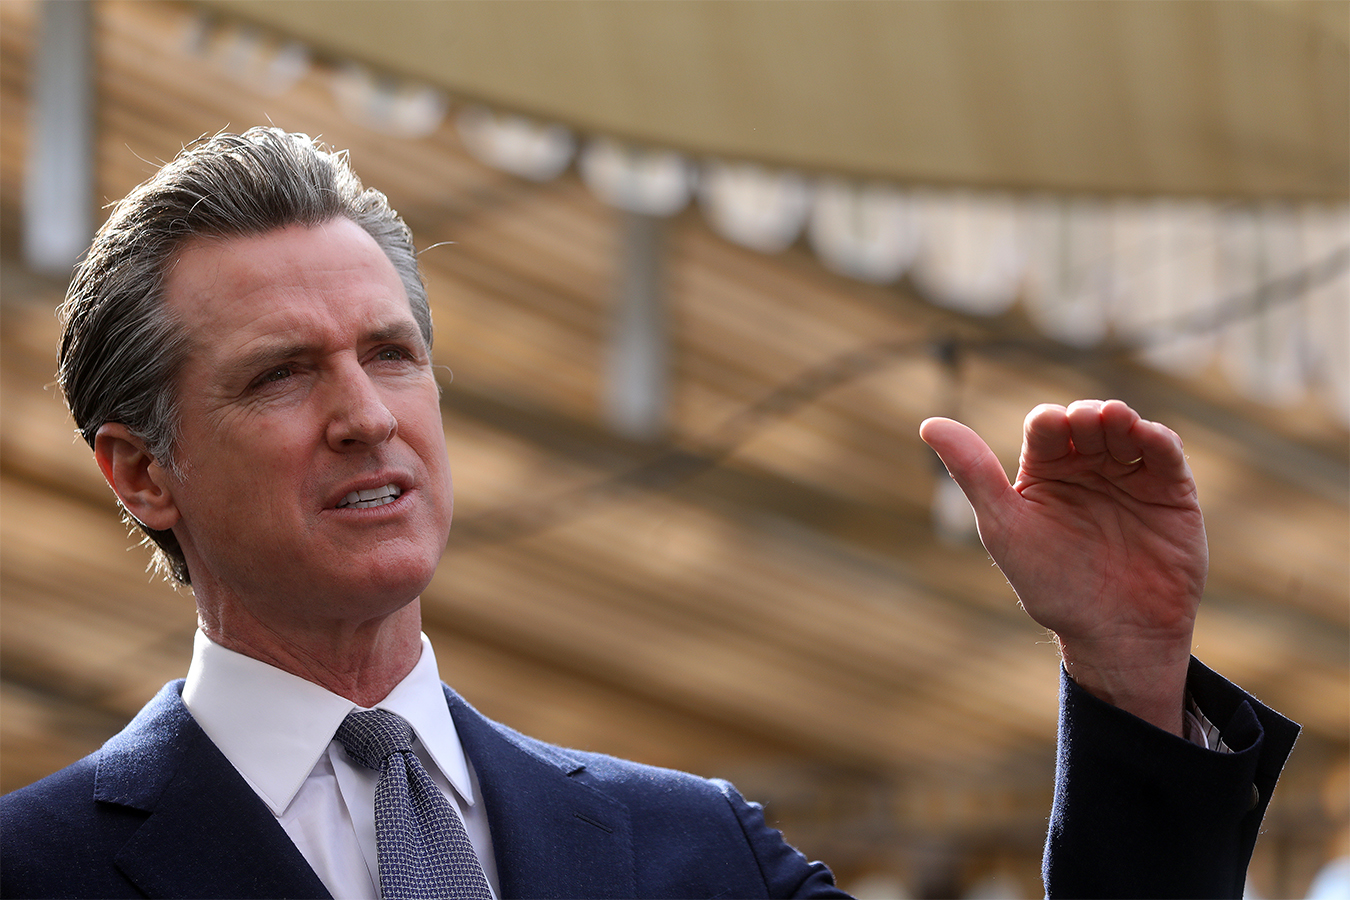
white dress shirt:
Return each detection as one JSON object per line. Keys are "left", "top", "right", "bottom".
{"left": 182, "top": 630, "right": 500, "bottom": 900}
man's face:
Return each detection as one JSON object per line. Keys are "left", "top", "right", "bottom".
{"left": 157, "top": 218, "right": 453, "bottom": 630}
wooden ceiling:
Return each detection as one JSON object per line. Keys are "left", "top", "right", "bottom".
{"left": 2, "top": 1, "right": 1346, "bottom": 894}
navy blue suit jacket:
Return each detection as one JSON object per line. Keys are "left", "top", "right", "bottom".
{"left": 1, "top": 659, "right": 1297, "bottom": 899}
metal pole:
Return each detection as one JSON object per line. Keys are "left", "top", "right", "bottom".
{"left": 25, "top": 0, "right": 95, "bottom": 278}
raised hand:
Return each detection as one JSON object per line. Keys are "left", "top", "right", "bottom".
{"left": 920, "top": 399, "right": 1206, "bottom": 735}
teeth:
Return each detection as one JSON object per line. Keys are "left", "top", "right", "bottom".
{"left": 338, "top": 484, "right": 401, "bottom": 509}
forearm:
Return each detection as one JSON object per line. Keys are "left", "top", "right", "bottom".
{"left": 1044, "top": 659, "right": 1299, "bottom": 899}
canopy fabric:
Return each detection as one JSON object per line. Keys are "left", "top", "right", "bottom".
{"left": 201, "top": 0, "right": 1349, "bottom": 201}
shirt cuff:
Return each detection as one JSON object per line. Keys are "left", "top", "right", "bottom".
{"left": 1184, "top": 693, "right": 1233, "bottom": 753}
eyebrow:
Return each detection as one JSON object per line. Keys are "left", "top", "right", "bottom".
{"left": 367, "top": 320, "right": 427, "bottom": 351}
{"left": 222, "top": 341, "right": 309, "bottom": 387}
{"left": 221, "top": 320, "right": 428, "bottom": 386}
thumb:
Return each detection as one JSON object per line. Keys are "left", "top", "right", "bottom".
{"left": 919, "top": 417, "right": 1013, "bottom": 521}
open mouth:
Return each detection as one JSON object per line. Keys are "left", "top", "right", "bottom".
{"left": 336, "top": 484, "right": 402, "bottom": 509}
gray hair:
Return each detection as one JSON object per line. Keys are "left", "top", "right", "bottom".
{"left": 57, "top": 127, "right": 431, "bottom": 585}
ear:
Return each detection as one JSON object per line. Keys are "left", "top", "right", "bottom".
{"left": 93, "top": 423, "right": 181, "bottom": 532}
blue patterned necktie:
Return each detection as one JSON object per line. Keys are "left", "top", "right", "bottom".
{"left": 335, "top": 709, "right": 494, "bottom": 900}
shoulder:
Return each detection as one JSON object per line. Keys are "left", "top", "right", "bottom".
{"left": 1, "top": 748, "right": 145, "bottom": 898}
{"left": 0, "top": 683, "right": 191, "bottom": 898}
{"left": 457, "top": 694, "right": 734, "bottom": 810}
{"left": 2, "top": 750, "right": 101, "bottom": 823}
{"left": 447, "top": 688, "right": 846, "bottom": 898}
{"left": 546, "top": 738, "right": 846, "bottom": 897}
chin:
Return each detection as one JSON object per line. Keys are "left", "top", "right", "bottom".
{"left": 348, "top": 552, "right": 440, "bottom": 604}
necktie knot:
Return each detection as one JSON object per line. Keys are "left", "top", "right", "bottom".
{"left": 336, "top": 708, "right": 414, "bottom": 771}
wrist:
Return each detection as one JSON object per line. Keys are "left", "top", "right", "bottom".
{"left": 1057, "top": 634, "right": 1193, "bottom": 737}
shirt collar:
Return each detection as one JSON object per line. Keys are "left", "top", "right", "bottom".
{"left": 182, "top": 629, "right": 475, "bottom": 817}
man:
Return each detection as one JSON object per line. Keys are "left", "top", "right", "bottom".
{"left": 1, "top": 128, "right": 1297, "bottom": 899}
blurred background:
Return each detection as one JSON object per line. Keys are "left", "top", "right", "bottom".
{"left": 1, "top": 1, "right": 1346, "bottom": 897}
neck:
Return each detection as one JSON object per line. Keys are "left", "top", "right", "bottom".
{"left": 198, "top": 599, "right": 425, "bottom": 708}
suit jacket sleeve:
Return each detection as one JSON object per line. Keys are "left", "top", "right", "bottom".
{"left": 1043, "top": 657, "right": 1299, "bottom": 899}
{"left": 712, "top": 779, "right": 850, "bottom": 899}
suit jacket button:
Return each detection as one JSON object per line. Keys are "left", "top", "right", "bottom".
{"left": 1247, "top": 783, "right": 1260, "bottom": 811}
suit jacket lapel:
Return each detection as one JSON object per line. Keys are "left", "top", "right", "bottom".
{"left": 446, "top": 686, "right": 636, "bottom": 900}
{"left": 93, "top": 679, "right": 640, "bottom": 898}
{"left": 96, "top": 681, "right": 331, "bottom": 899}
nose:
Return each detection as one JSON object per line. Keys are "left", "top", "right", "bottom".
{"left": 324, "top": 362, "right": 397, "bottom": 451}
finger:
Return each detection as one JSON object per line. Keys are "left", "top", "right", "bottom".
{"left": 920, "top": 417, "right": 1014, "bottom": 518}
{"left": 1019, "top": 403, "right": 1072, "bottom": 467}
{"left": 1101, "top": 399, "right": 1145, "bottom": 465}
{"left": 1131, "top": 416, "right": 1193, "bottom": 482}
{"left": 1065, "top": 399, "right": 1108, "bottom": 457}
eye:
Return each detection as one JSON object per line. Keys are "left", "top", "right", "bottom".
{"left": 373, "top": 346, "right": 417, "bottom": 364}
{"left": 263, "top": 366, "right": 293, "bottom": 382}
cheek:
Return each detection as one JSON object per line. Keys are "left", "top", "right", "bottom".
{"left": 398, "top": 396, "right": 451, "bottom": 471}
{"left": 424, "top": 444, "right": 453, "bottom": 512}
{"left": 418, "top": 429, "right": 454, "bottom": 521}
{"left": 196, "top": 425, "right": 312, "bottom": 508}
